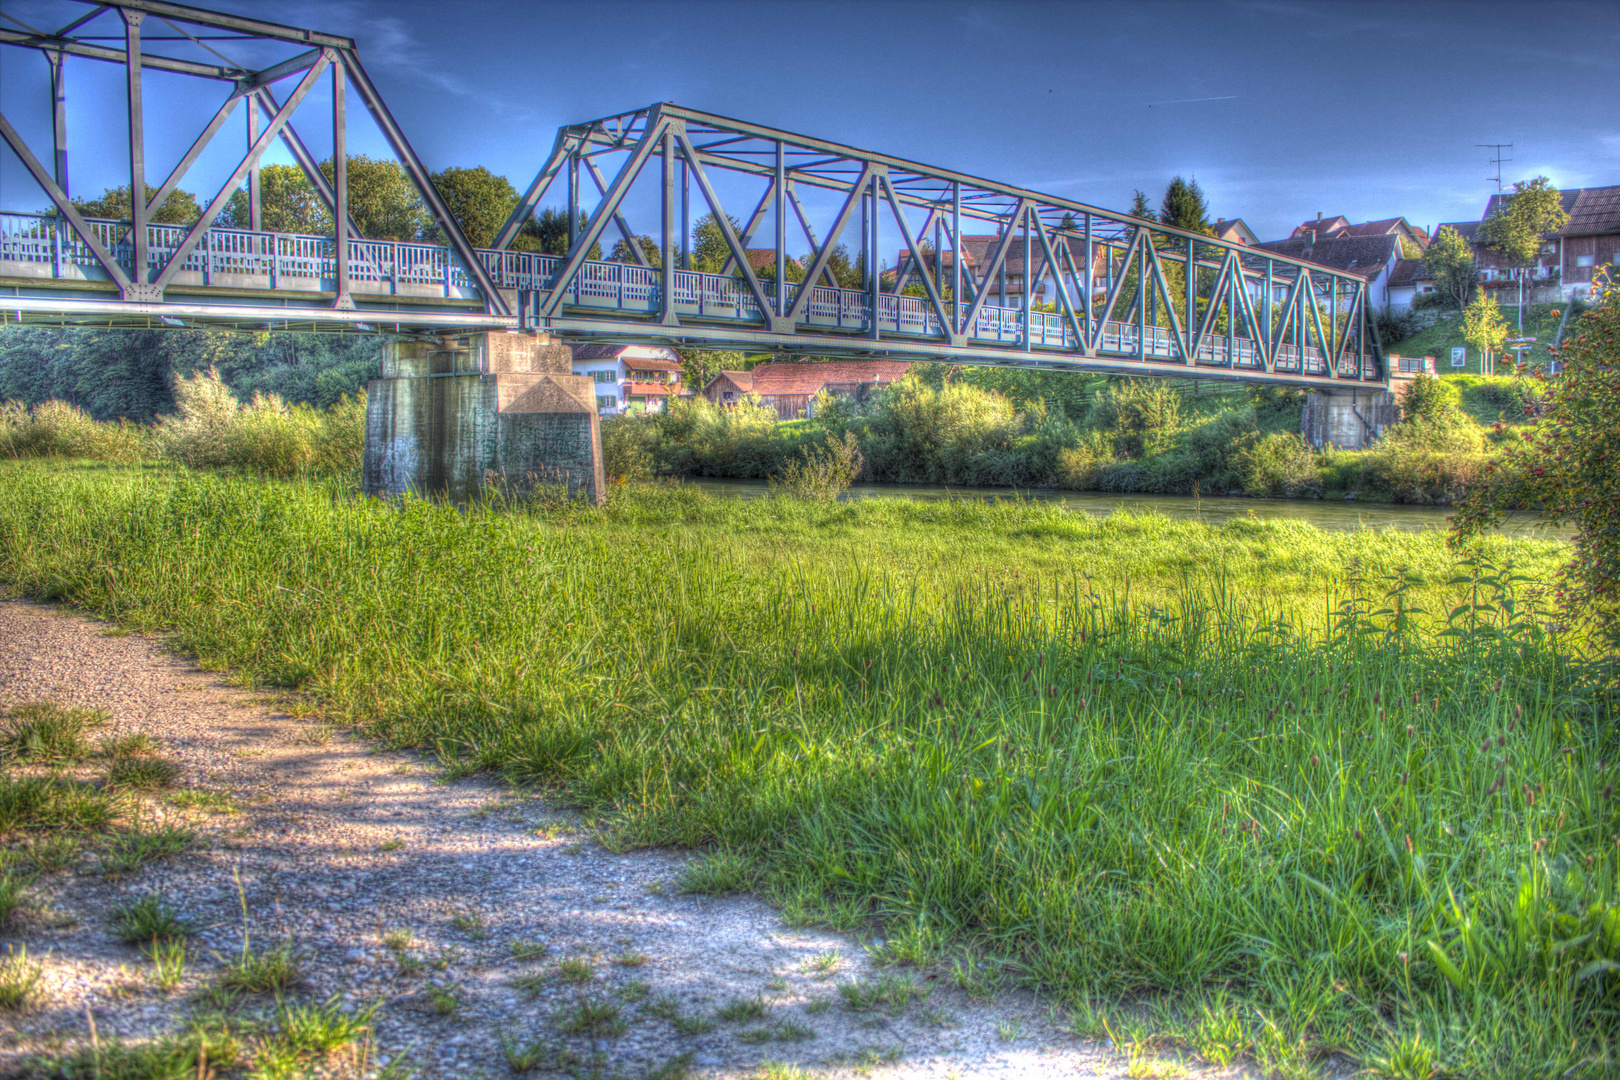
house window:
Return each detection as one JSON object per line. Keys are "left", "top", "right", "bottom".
{"left": 1575, "top": 254, "right": 1595, "bottom": 268}
{"left": 593, "top": 370, "right": 616, "bottom": 384}
{"left": 596, "top": 396, "right": 614, "bottom": 410}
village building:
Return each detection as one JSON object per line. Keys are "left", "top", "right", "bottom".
{"left": 1256, "top": 232, "right": 1404, "bottom": 311}
{"left": 1212, "top": 218, "right": 1260, "bottom": 246}
{"left": 702, "top": 360, "right": 911, "bottom": 420}
{"left": 570, "top": 344, "right": 684, "bottom": 415}
{"left": 1439, "top": 185, "right": 1620, "bottom": 298}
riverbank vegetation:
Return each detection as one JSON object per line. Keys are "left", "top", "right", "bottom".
{"left": 605, "top": 365, "right": 1538, "bottom": 505}
{"left": 0, "top": 459, "right": 1611, "bottom": 1078}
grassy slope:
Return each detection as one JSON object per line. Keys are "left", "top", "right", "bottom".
{"left": 1387, "top": 303, "right": 1565, "bottom": 372}
{"left": 0, "top": 460, "right": 1611, "bottom": 1078}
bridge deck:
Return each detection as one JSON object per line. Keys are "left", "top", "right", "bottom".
{"left": 0, "top": 212, "right": 1372, "bottom": 384}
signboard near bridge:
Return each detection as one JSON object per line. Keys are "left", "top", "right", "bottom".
{"left": 1451, "top": 347, "right": 1465, "bottom": 368}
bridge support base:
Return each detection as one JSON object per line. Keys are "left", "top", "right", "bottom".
{"left": 362, "top": 332, "right": 605, "bottom": 506}
{"left": 1301, "top": 388, "right": 1399, "bottom": 450}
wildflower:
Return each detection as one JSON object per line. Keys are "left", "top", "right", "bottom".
{"left": 1311, "top": 755, "right": 1319, "bottom": 767}
{"left": 1407, "top": 725, "right": 1415, "bottom": 738}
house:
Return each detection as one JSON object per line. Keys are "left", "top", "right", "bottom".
{"left": 1384, "top": 258, "right": 1436, "bottom": 312}
{"left": 1256, "top": 232, "right": 1403, "bottom": 311}
{"left": 1453, "top": 185, "right": 1620, "bottom": 295}
{"left": 702, "top": 360, "right": 911, "bottom": 420}
{"left": 1289, "top": 214, "right": 1428, "bottom": 254}
{"left": 570, "top": 344, "right": 684, "bottom": 414}
{"left": 1212, "top": 218, "right": 1260, "bottom": 246}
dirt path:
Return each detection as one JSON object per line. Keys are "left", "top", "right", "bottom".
{"left": 0, "top": 597, "right": 1233, "bottom": 1079}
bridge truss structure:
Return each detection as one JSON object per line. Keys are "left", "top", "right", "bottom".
{"left": 0, "top": 2, "right": 1387, "bottom": 388}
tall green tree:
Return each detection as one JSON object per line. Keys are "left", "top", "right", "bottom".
{"left": 1128, "top": 190, "right": 1155, "bottom": 222}
{"left": 1159, "top": 177, "right": 1213, "bottom": 235}
{"left": 430, "top": 165, "right": 516, "bottom": 248}
{"left": 1423, "top": 225, "right": 1478, "bottom": 311}
{"left": 691, "top": 212, "right": 744, "bottom": 274}
{"left": 516, "top": 209, "right": 600, "bottom": 258}
{"left": 1479, "top": 176, "right": 1569, "bottom": 271}
{"left": 610, "top": 235, "right": 663, "bottom": 265}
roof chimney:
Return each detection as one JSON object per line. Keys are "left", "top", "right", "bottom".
{"left": 1317, "top": 211, "right": 1323, "bottom": 221}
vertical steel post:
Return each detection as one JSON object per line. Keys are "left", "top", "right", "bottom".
{"left": 660, "top": 128, "right": 675, "bottom": 324}
{"left": 567, "top": 147, "right": 579, "bottom": 248}
{"left": 680, "top": 156, "right": 690, "bottom": 271}
{"left": 1263, "top": 260, "right": 1273, "bottom": 354}
{"left": 1022, "top": 207, "right": 1032, "bottom": 347}
{"left": 951, "top": 181, "right": 961, "bottom": 334}
{"left": 1083, "top": 214, "right": 1092, "bottom": 332}
{"left": 1137, "top": 243, "right": 1147, "bottom": 358}
{"left": 774, "top": 140, "right": 786, "bottom": 316}
{"left": 1186, "top": 237, "right": 1196, "bottom": 357}
{"left": 46, "top": 50, "right": 68, "bottom": 198}
{"left": 246, "top": 94, "right": 261, "bottom": 231}
{"left": 332, "top": 60, "right": 349, "bottom": 305}
{"left": 123, "top": 10, "right": 147, "bottom": 287}
{"left": 932, "top": 213, "right": 943, "bottom": 305}
{"left": 869, "top": 174, "right": 880, "bottom": 339}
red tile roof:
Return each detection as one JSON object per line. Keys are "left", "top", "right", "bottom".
{"left": 622, "top": 357, "right": 684, "bottom": 372}
{"left": 708, "top": 361, "right": 911, "bottom": 398}
{"left": 745, "top": 249, "right": 804, "bottom": 273}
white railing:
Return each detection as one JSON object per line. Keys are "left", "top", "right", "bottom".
{"left": 0, "top": 211, "right": 1378, "bottom": 378}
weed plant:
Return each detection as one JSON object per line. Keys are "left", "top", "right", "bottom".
{"left": 0, "top": 462, "right": 1610, "bottom": 1076}
{"left": 0, "top": 702, "right": 106, "bottom": 761}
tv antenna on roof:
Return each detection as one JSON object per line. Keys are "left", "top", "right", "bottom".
{"left": 1476, "top": 143, "right": 1513, "bottom": 192}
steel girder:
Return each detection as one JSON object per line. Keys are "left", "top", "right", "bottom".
{"left": 0, "top": 0, "right": 509, "bottom": 323}
{"left": 501, "top": 103, "right": 1387, "bottom": 385}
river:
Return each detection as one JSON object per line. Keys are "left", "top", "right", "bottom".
{"left": 685, "top": 477, "right": 1571, "bottom": 539}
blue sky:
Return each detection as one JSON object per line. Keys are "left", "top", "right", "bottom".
{"left": 2, "top": 0, "right": 1617, "bottom": 244}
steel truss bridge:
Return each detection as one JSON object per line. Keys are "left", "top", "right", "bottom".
{"left": 0, "top": 0, "right": 1387, "bottom": 388}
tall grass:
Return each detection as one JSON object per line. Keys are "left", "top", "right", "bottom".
{"left": 0, "top": 368, "right": 363, "bottom": 480}
{"left": 0, "top": 460, "right": 1611, "bottom": 1077}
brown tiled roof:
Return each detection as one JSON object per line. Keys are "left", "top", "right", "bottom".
{"left": 1256, "top": 233, "right": 1399, "bottom": 280}
{"left": 1435, "top": 220, "right": 1483, "bottom": 243}
{"left": 711, "top": 370, "right": 753, "bottom": 392}
{"left": 745, "top": 249, "right": 804, "bottom": 272}
{"left": 1289, "top": 216, "right": 1350, "bottom": 239}
{"left": 621, "top": 357, "right": 684, "bottom": 372}
{"left": 1387, "top": 258, "right": 1429, "bottom": 286}
{"left": 726, "top": 360, "right": 911, "bottom": 397}
{"left": 1479, "top": 186, "right": 1620, "bottom": 237}
{"left": 625, "top": 383, "right": 672, "bottom": 396}
{"left": 1338, "top": 217, "right": 1407, "bottom": 237}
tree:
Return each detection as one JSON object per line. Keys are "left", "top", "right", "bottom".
{"left": 1479, "top": 176, "right": 1569, "bottom": 271}
{"left": 821, "top": 243, "right": 862, "bottom": 289}
{"left": 1461, "top": 286, "right": 1509, "bottom": 372}
{"left": 431, "top": 165, "right": 516, "bottom": 248}
{"left": 334, "top": 156, "right": 428, "bottom": 242}
{"left": 691, "top": 212, "right": 744, "bottom": 274}
{"left": 675, "top": 348, "right": 746, "bottom": 391}
{"left": 1423, "top": 225, "right": 1477, "bottom": 311}
{"left": 1128, "top": 190, "right": 1155, "bottom": 222}
{"left": 1159, "top": 176, "right": 1212, "bottom": 235}
{"left": 1453, "top": 275, "right": 1620, "bottom": 657}
{"left": 610, "top": 235, "right": 663, "bottom": 265}
{"left": 517, "top": 208, "right": 600, "bottom": 258}
{"left": 72, "top": 185, "right": 201, "bottom": 226}
{"left": 221, "top": 158, "right": 427, "bottom": 240}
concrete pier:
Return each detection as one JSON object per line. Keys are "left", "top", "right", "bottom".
{"left": 1300, "top": 387, "right": 1400, "bottom": 450}
{"left": 363, "top": 332, "right": 605, "bottom": 505}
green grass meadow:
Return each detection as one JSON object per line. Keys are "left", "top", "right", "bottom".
{"left": 0, "top": 460, "right": 1615, "bottom": 1078}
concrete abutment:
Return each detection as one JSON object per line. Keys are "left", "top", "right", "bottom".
{"left": 1300, "top": 387, "right": 1399, "bottom": 450}
{"left": 362, "top": 332, "right": 605, "bottom": 506}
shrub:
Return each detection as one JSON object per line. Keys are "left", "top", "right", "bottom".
{"left": 1455, "top": 274, "right": 1620, "bottom": 653}
{"left": 601, "top": 414, "right": 659, "bottom": 482}
{"left": 1233, "top": 432, "right": 1322, "bottom": 498}
{"left": 155, "top": 367, "right": 363, "bottom": 479}
{"left": 1088, "top": 379, "right": 1181, "bottom": 457}
{"left": 772, "top": 431, "right": 863, "bottom": 501}
{"left": 0, "top": 399, "right": 147, "bottom": 461}
{"left": 1399, "top": 373, "right": 1467, "bottom": 427}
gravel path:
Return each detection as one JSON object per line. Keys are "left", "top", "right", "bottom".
{"left": 0, "top": 597, "right": 1237, "bottom": 1079}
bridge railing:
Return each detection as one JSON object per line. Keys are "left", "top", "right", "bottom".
{"left": 0, "top": 211, "right": 1375, "bottom": 377}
